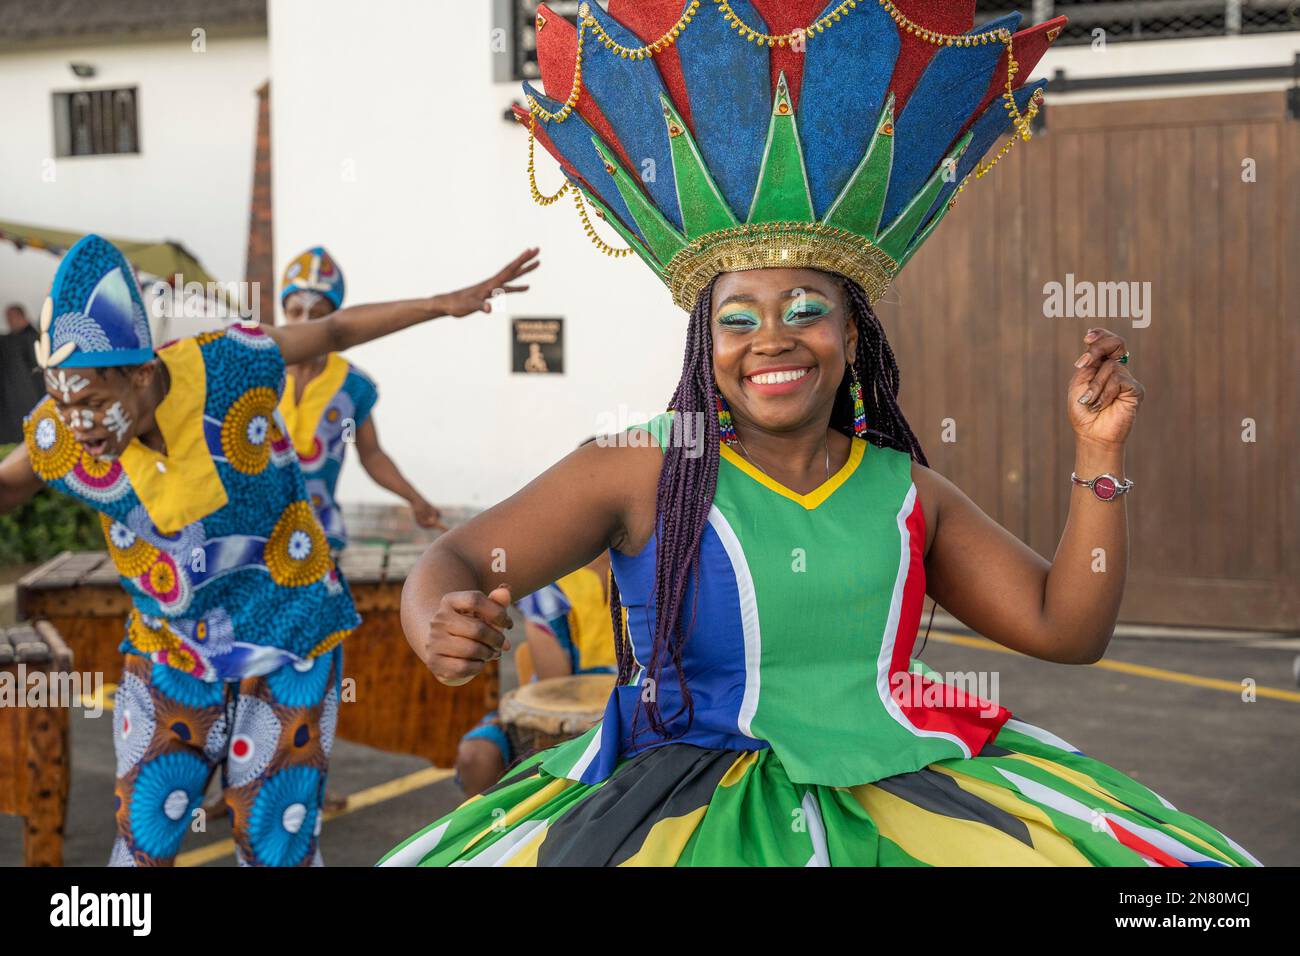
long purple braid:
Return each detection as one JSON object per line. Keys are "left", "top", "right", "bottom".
{"left": 608, "top": 275, "right": 925, "bottom": 740}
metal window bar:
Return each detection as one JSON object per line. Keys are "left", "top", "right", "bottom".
{"left": 505, "top": 1, "right": 1300, "bottom": 80}
{"left": 976, "top": 0, "right": 1300, "bottom": 42}
{"left": 55, "top": 88, "right": 138, "bottom": 157}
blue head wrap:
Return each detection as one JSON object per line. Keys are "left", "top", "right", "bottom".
{"left": 36, "top": 234, "right": 154, "bottom": 369}
{"left": 280, "top": 246, "right": 345, "bottom": 311}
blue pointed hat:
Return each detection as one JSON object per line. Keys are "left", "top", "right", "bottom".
{"left": 516, "top": 1, "right": 1066, "bottom": 310}
{"left": 36, "top": 234, "right": 154, "bottom": 369}
{"left": 281, "top": 246, "right": 345, "bottom": 310}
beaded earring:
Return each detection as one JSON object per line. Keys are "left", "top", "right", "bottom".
{"left": 849, "top": 364, "right": 867, "bottom": 438}
{"left": 716, "top": 394, "right": 738, "bottom": 445}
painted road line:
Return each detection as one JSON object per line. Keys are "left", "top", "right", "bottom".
{"left": 926, "top": 631, "right": 1300, "bottom": 702}
{"left": 88, "top": 682, "right": 118, "bottom": 713}
{"left": 175, "top": 764, "right": 456, "bottom": 867}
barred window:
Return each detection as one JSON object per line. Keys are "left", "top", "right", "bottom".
{"left": 52, "top": 88, "right": 140, "bottom": 158}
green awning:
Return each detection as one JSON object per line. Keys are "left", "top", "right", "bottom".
{"left": 0, "top": 218, "right": 220, "bottom": 286}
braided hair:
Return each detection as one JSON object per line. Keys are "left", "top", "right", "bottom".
{"left": 608, "top": 274, "right": 925, "bottom": 741}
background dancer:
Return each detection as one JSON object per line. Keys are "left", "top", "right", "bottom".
{"left": 0, "top": 234, "right": 538, "bottom": 865}
{"left": 277, "top": 245, "right": 444, "bottom": 550}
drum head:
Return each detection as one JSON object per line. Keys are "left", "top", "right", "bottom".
{"left": 500, "top": 673, "right": 616, "bottom": 735}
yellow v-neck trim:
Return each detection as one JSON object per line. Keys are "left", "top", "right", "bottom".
{"left": 719, "top": 437, "right": 866, "bottom": 510}
{"left": 119, "top": 338, "right": 227, "bottom": 533}
{"left": 280, "top": 353, "right": 349, "bottom": 457}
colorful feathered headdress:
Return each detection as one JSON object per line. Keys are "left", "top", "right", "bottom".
{"left": 515, "top": 1, "right": 1065, "bottom": 310}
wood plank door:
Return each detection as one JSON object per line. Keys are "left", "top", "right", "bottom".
{"left": 880, "top": 91, "right": 1298, "bottom": 631}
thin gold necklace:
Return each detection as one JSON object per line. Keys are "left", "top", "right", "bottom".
{"left": 734, "top": 434, "right": 830, "bottom": 481}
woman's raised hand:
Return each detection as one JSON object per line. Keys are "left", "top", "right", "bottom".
{"left": 1068, "top": 327, "right": 1144, "bottom": 447}
{"left": 415, "top": 585, "right": 514, "bottom": 686}
{"left": 434, "top": 247, "right": 540, "bottom": 318}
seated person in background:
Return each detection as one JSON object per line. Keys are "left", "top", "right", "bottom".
{"left": 455, "top": 549, "right": 614, "bottom": 796}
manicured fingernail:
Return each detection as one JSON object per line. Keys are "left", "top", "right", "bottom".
{"left": 1075, "top": 353, "right": 1090, "bottom": 368}
{"left": 1078, "top": 391, "right": 1092, "bottom": 404}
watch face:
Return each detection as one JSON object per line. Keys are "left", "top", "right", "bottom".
{"left": 1093, "top": 475, "right": 1117, "bottom": 500}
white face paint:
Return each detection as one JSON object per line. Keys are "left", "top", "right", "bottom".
{"left": 103, "top": 401, "right": 134, "bottom": 442}
{"left": 45, "top": 369, "right": 90, "bottom": 404}
{"left": 68, "top": 408, "right": 95, "bottom": 432}
{"left": 285, "top": 290, "right": 326, "bottom": 321}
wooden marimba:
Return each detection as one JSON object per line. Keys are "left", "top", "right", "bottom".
{"left": 17, "top": 543, "right": 496, "bottom": 768}
{"left": 0, "top": 621, "right": 73, "bottom": 866}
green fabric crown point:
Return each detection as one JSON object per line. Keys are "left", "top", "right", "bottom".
{"left": 747, "top": 71, "right": 815, "bottom": 225}
{"left": 822, "top": 92, "right": 896, "bottom": 239}
{"left": 580, "top": 186, "right": 668, "bottom": 279}
{"left": 659, "top": 92, "right": 738, "bottom": 240}
{"left": 590, "top": 136, "right": 687, "bottom": 266}
{"left": 877, "top": 129, "right": 976, "bottom": 262}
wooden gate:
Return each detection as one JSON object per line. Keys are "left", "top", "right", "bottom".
{"left": 881, "top": 91, "right": 1298, "bottom": 631}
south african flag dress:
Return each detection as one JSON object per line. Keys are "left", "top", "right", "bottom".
{"left": 380, "top": 415, "right": 1259, "bottom": 867}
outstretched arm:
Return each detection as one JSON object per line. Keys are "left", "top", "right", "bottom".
{"left": 400, "top": 437, "right": 661, "bottom": 686}
{"left": 920, "top": 328, "right": 1142, "bottom": 665}
{"left": 354, "top": 416, "right": 444, "bottom": 530}
{"left": 0, "top": 444, "right": 44, "bottom": 515}
{"left": 264, "top": 247, "right": 540, "bottom": 366}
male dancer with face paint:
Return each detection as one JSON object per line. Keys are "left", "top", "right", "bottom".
{"left": 277, "top": 246, "right": 442, "bottom": 550}
{"left": 0, "top": 234, "right": 538, "bottom": 866}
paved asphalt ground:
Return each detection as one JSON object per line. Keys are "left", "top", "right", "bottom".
{"left": 2, "top": 628, "right": 1296, "bottom": 867}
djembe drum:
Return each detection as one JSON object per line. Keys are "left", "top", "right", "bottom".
{"left": 499, "top": 673, "right": 616, "bottom": 760}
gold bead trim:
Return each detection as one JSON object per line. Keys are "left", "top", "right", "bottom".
{"left": 664, "top": 222, "right": 898, "bottom": 311}
{"left": 526, "top": 110, "right": 571, "bottom": 205}
{"left": 572, "top": 187, "right": 633, "bottom": 257}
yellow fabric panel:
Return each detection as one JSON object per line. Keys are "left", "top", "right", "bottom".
{"left": 514, "top": 642, "right": 535, "bottom": 686}
{"left": 618, "top": 806, "right": 709, "bottom": 867}
{"left": 463, "top": 778, "right": 572, "bottom": 851}
{"left": 719, "top": 750, "right": 760, "bottom": 788}
{"left": 718, "top": 438, "right": 866, "bottom": 510}
{"left": 502, "top": 825, "right": 550, "bottom": 867}
{"left": 556, "top": 566, "right": 617, "bottom": 672}
{"left": 1004, "top": 752, "right": 1131, "bottom": 812}
{"left": 930, "top": 764, "right": 1093, "bottom": 867}
{"left": 1163, "top": 822, "right": 1236, "bottom": 865}
{"left": 118, "top": 338, "right": 227, "bottom": 532}
{"left": 851, "top": 782, "right": 1065, "bottom": 866}
{"left": 279, "top": 352, "right": 349, "bottom": 457}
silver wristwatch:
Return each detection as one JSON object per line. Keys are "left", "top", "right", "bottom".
{"left": 1071, "top": 472, "right": 1133, "bottom": 501}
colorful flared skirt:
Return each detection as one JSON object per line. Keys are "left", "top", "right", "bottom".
{"left": 379, "top": 717, "right": 1259, "bottom": 867}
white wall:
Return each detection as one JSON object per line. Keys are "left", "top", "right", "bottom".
{"left": 270, "top": 0, "right": 684, "bottom": 510}
{"left": 0, "top": 36, "right": 268, "bottom": 332}
{"left": 270, "top": 0, "right": 1298, "bottom": 510}
{"left": 1040, "top": 31, "right": 1300, "bottom": 102}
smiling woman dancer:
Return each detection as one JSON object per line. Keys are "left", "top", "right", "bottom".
{"left": 381, "top": 1, "right": 1259, "bottom": 867}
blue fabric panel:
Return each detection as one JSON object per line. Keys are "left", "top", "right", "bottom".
{"left": 797, "top": 0, "right": 900, "bottom": 217}
{"left": 881, "top": 12, "right": 1021, "bottom": 225}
